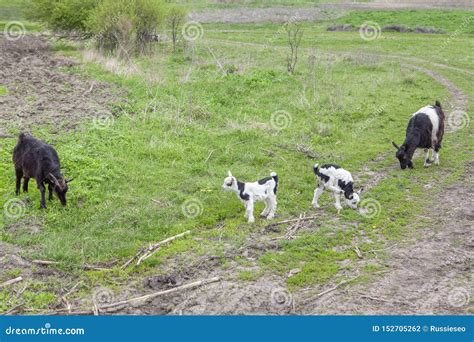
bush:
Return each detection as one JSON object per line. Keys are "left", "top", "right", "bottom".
{"left": 87, "top": 0, "right": 165, "bottom": 57}
{"left": 25, "top": 0, "right": 96, "bottom": 33}
{"left": 165, "top": 6, "right": 187, "bottom": 52}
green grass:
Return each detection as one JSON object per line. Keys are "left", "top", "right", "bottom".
{"left": 0, "top": 8, "right": 472, "bottom": 311}
{"left": 333, "top": 10, "right": 474, "bottom": 33}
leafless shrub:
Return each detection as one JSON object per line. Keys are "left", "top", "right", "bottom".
{"left": 284, "top": 21, "right": 303, "bottom": 75}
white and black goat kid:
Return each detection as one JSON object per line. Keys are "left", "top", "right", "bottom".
{"left": 222, "top": 171, "right": 278, "bottom": 223}
{"left": 392, "top": 101, "right": 445, "bottom": 169}
{"left": 312, "top": 164, "right": 363, "bottom": 213}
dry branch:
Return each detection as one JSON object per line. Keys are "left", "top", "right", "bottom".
{"left": 33, "top": 260, "right": 116, "bottom": 271}
{"left": 45, "top": 276, "right": 220, "bottom": 315}
{"left": 266, "top": 216, "right": 318, "bottom": 229}
{"left": 353, "top": 245, "right": 363, "bottom": 259}
{"left": 313, "top": 274, "right": 361, "bottom": 299}
{"left": 0, "top": 277, "right": 23, "bottom": 288}
{"left": 122, "top": 230, "right": 191, "bottom": 268}
{"left": 32, "top": 260, "right": 60, "bottom": 266}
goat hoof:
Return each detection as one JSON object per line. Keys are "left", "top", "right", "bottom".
{"left": 248, "top": 217, "right": 255, "bottom": 223}
{"left": 312, "top": 203, "right": 320, "bottom": 209}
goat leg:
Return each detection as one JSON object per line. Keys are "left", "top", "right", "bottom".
{"left": 38, "top": 182, "right": 47, "bottom": 209}
{"left": 23, "top": 178, "right": 29, "bottom": 193}
{"left": 48, "top": 183, "right": 53, "bottom": 201}
{"left": 15, "top": 170, "right": 22, "bottom": 195}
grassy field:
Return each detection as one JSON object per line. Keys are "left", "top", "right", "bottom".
{"left": 0, "top": 4, "right": 472, "bottom": 312}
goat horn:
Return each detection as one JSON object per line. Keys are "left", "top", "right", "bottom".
{"left": 391, "top": 141, "right": 400, "bottom": 150}
{"left": 48, "top": 173, "right": 60, "bottom": 186}
{"left": 66, "top": 178, "right": 74, "bottom": 183}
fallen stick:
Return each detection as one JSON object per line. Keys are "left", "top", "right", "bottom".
{"left": 33, "top": 260, "right": 115, "bottom": 271}
{"left": 32, "top": 260, "right": 60, "bottom": 266}
{"left": 266, "top": 216, "right": 318, "bottom": 229}
{"left": 359, "top": 294, "right": 412, "bottom": 306}
{"left": 353, "top": 245, "right": 363, "bottom": 259}
{"left": 313, "top": 274, "right": 360, "bottom": 299}
{"left": 122, "top": 230, "right": 191, "bottom": 268}
{"left": 0, "top": 304, "right": 23, "bottom": 316}
{"left": 46, "top": 276, "right": 220, "bottom": 315}
{"left": 0, "top": 277, "right": 23, "bottom": 288}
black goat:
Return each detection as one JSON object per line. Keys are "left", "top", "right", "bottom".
{"left": 392, "top": 101, "right": 445, "bottom": 169}
{"left": 12, "top": 133, "right": 72, "bottom": 208}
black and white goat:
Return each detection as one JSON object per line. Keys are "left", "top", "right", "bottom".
{"left": 222, "top": 171, "right": 278, "bottom": 223}
{"left": 13, "top": 133, "right": 72, "bottom": 209}
{"left": 312, "top": 164, "right": 363, "bottom": 213}
{"left": 392, "top": 101, "right": 445, "bottom": 169}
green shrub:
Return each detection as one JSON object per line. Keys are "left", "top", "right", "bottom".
{"left": 25, "top": 0, "right": 96, "bottom": 33}
{"left": 87, "top": 0, "right": 165, "bottom": 57}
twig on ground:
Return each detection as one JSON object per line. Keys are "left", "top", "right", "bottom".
{"left": 359, "top": 294, "right": 412, "bottom": 306}
{"left": 204, "top": 150, "right": 214, "bottom": 163}
{"left": 0, "top": 277, "right": 23, "bottom": 288}
{"left": 266, "top": 216, "right": 318, "bottom": 230}
{"left": 312, "top": 274, "right": 361, "bottom": 299}
{"left": 283, "top": 213, "right": 306, "bottom": 240}
{"left": 32, "top": 260, "right": 60, "bottom": 266}
{"left": 295, "top": 144, "right": 318, "bottom": 159}
{"left": 0, "top": 303, "right": 24, "bottom": 316}
{"left": 353, "top": 245, "right": 363, "bottom": 259}
{"left": 33, "top": 260, "right": 116, "bottom": 271}
{"left": 45, "top": 277, "right": 220, "bottom": 315}
{"left": 122, "top": 230, "right": 192, "bottom": 268}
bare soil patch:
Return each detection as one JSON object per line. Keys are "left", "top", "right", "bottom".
{"left": 0, "top": 34, "right": 123, "bottom": 133}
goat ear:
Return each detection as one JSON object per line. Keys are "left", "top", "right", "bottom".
{"left": 391, "top": 141, "right": 400, "bottom": 150}
{"left": 66, "top": 178, "right": 74, "bottom": 183}
{"left": 227, "top": 171, "right": 232, "bottom": 178}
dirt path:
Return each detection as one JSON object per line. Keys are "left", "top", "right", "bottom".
{"left": 297, "top": 162, "right": 473, "bottom": 315}
{"left": 0, "top": 34, "right": 123, "bottom": 134}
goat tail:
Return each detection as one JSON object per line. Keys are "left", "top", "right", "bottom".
{"left": 270, "top": 172, "right": 279, "bottom": 194}
{"left": 270, "top": 171, "right": 278, "bottom": 182}
{"left": 313, "top": 163, "right": 319, "bottom": 174}
{"left": 435, "top": 100, "right": 441, "bottom": 108}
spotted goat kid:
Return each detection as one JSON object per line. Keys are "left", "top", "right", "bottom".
{"left": 222, "top": 171, "right": 278, "bottom": 223}
{"left": 312, "top": 163, "right": 363, "bottom": 213}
